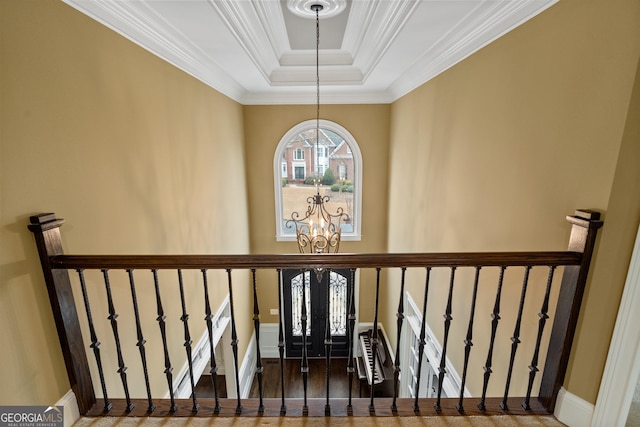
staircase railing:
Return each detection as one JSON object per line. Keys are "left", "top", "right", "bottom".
{"left": 28, "top": 210, "right": 602, "bottom": 417}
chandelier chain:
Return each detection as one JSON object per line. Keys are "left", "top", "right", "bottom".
{"left": 315, "top": 6, "right": 321, "bottom": 183}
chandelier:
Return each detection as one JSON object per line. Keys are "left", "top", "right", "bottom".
{"left": 286, "top": 3, "right": 349, "bottom": 254}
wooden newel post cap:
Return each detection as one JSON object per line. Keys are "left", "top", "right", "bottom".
{"left": 567, "top": 209, "right": 603, "bottom": 229}
{"left": 28, "top": 213, "right": 64, "bottom": 231}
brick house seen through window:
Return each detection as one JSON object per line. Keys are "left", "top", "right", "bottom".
{"left": 274, "top": 120, "right": 362, "bottom": 241}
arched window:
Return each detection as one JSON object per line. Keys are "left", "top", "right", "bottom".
{"left": 274, "top": 119, "right": 362, "bottom": 241}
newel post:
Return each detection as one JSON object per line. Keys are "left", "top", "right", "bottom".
{"left": 538, "top": 209, "right": 603, "bottom": 412}
{"left": 28, "top": 213, "right": 95, "bottom": 414}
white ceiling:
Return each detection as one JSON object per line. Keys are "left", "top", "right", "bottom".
{"left": 63, "top": 0, "right": 558, "bottom": 105}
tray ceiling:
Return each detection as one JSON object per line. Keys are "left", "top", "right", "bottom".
{"left": 63, "top": 0, "right": 557, "bottom": 104}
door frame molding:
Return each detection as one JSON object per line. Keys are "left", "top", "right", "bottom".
{"left": 278, "top": 269, "right": 361, "bottom": 357}
{"left": 281, "top": 268, "right": 357, "bottom": 358}
{"left": 592, "top": 224, "right": 640, "bottom": 426}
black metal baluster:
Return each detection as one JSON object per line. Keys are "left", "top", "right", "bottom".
{"left": 77, "top": 269, "right": 112, "bottom": 412}
{"left": 152, "top": 269, "right": 177, "bottom": 412}
{"left": 127, "top": 269, "right": 154, "bottom": 413}
{"left": 523, "top": 266, "right": 557, "bottom": 410}
{"left": 435, "top": 267, "right": 456, "bottom": 412}
{"left": 324, "top": 269, "right": 333, "bottom": 415}
{"left": 301, "top": 270, "right": 309, "bottom": 415}
{"left": 413, "top": 267, "right": 432, "bottom": 413}
{"left": 478, "top": 266, "right": 506, "bottom": 411}
{"left": 457, "top": 266, "right": 481, "bottom": 413}
{"left": 101, "top": 269, "right": 134, "bottom": 412}
{"left": 226, "top": 269, "right": 242, "bottom": 414}
{"left": 346, "top": 268, "right": 357, "bottom": 414}
{"left": 391, "top": 268, "right": 407, "bottom": 413}
{"left": 369, "top": 268, "right": 382, "bottom": 414}
{"left": 501, "top": 266, "right": 532, "bottom": 410}
{"left": 177, "top": 269, "right": 199, "bottom": 413}
{"left": 201, "top": 269, "right": 221, "bottom": 413}
{"left": 251, "top": 269, "right": 265, "bottom": 414}
{"left": 277, "top": 269, "right": 286, "bottom": 415}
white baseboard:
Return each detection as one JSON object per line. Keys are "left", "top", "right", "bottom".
{"left": 554, "top": 387, "right": 594, "bottom": 427}
{"left": 56, "top": 389, "right": 80, "bottom": 427}
{"left": 259, "top": 323, "right": 280, "bottom": 358}
{"left": 171, "top": 296, "right": 230, "bottom": 398}
{"left": 402, "top": 294, "right": 467, "bottom": 398}
{"left": 238, "top": 331, "right": 257, "bottom": 398}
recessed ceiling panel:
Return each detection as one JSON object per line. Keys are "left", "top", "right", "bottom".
{"left": 282, "top": 0, "right": 351, "bottom": 50}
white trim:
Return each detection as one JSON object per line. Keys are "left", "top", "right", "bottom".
{"left": 292, "top": 161, "right": 306, "bottom": 180}
{"left": 171, "top": 296, "right": 231, "bottom": 398}
{"left": 238, "top": 331, "right": 258, "bottom": 398}
{"left": 555, "top": 387, "right": 594, "bottom": 427}
{"left": 62, "top": 0, "right": 247, "bottom": 102}
{"left": 259, "top": 323, "right": 280, "bottom": 358}
{"left": 274, "top": 119, "right": 363, "bottom": 242}
{"left": 63, "top": 0, "right": 558, "bottom": 105}
{"left": 56, "top": 389, "right": 80, "bottom": 427}
{"left": 592, "top": 224, "right": 640, "bottom": 427}
{"left": 403, "top": 292, "right": 467, "bottom": 399}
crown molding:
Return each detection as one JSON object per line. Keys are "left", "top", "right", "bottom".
{"left": 388, "top": 0, "right": 559, "bottom": 100}
{"left": 63, "top": 0, "right": 558, "bottom": 105}
{"left": 209, "top": 0, "right": 281, "bottom": 77}
{"left": 347, "top": 0, "right": 421, "bottom": 82}
{"left": 63, "top": 0, "right": 248, "bottom": 101}
{"left": 279, "top": 50, "right": 353, "bottom": 67}
{"left": 240, "top": 87, "right": 393, "bottom": 105}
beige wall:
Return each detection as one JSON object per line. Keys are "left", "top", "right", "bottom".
{"left": 2, "top": 0, "right": 639, "bottom": 412}
{"left": 566, "top": 55, "right": 640, "bottom": 401}
{"left": 1, "top": 1, "right": 251, "bottom": 405}
{"left": 243, "top": 104, "right": 390, "bottom": 324}
{"left": 387, "top": 0, "right": 640, "bottom": 403}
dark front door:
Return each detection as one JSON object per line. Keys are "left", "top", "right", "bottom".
{"left": 283, "top": 269, "right": 352, "bottom": 358}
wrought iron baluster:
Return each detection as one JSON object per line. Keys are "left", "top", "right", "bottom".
{"left": 457, "top": 266, "right": 481, "bottom": 413}
{"left": 126, "top": 269, "right": 154, "bottom": 413}
{"left": 413, "top": 267, "right": 432, "bottom": 413}
{"left": 177, "top": 269, "right": 199, "bottom": 413}
{"left": 101, "top": 269, "right": 134, "bottom": 412}
{"left": 346, "top": 268, "right": 357, "bottom": 414}
{"left": 523, "top": 266, "right": 557, "bottom": 410}
{"left": 76, "top": 269, "right": 111, "bottom": 412}
{"left": 478, "top": 266, "right": 506, "bottom": 411}
{"left": 152, "top": 269, "right": 177, "bottom": 412}
{"left": 251, "top": 269, "right": 265, "bottom": 413}
{"left": 277, "top": 269, "right": 286, "bottom": 415}
{"left": 301, "top": 269, "right": 309, "bottom": 415}
{"left": 226, "top": 269, "right": 243, "bottom": 414}
{"left": 324, "top": 269, "right": 333, "bottom": 415}
{"left": 369, "top": 268, "right": 382, "bottom": 413}
{"left": 201, "top": 269, "right": 221, "bottom": 413}
{"left": 391, "top": 267, "right": 407, "bottom": 413}
{"left": 501, "top": 266, "right": 532, "bottom": 410}
{"left": 435, "top": 267, "right": 456, "bottom": 412}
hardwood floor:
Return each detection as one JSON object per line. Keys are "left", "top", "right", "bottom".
{"left": 249, "top": 358, "right": 365, "bottom": 399}
{"left": 192, "top": 358, "right": 370, "bottom": 400}
{"left": 193, "top": 374, "right": 227, "bottom": 398}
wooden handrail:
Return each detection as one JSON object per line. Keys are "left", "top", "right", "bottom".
{"left": 50, "top": 251, "right": 583, "bottom": 270}
{"left": 28, "top": 210, "right": 603, "bottom": 416}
